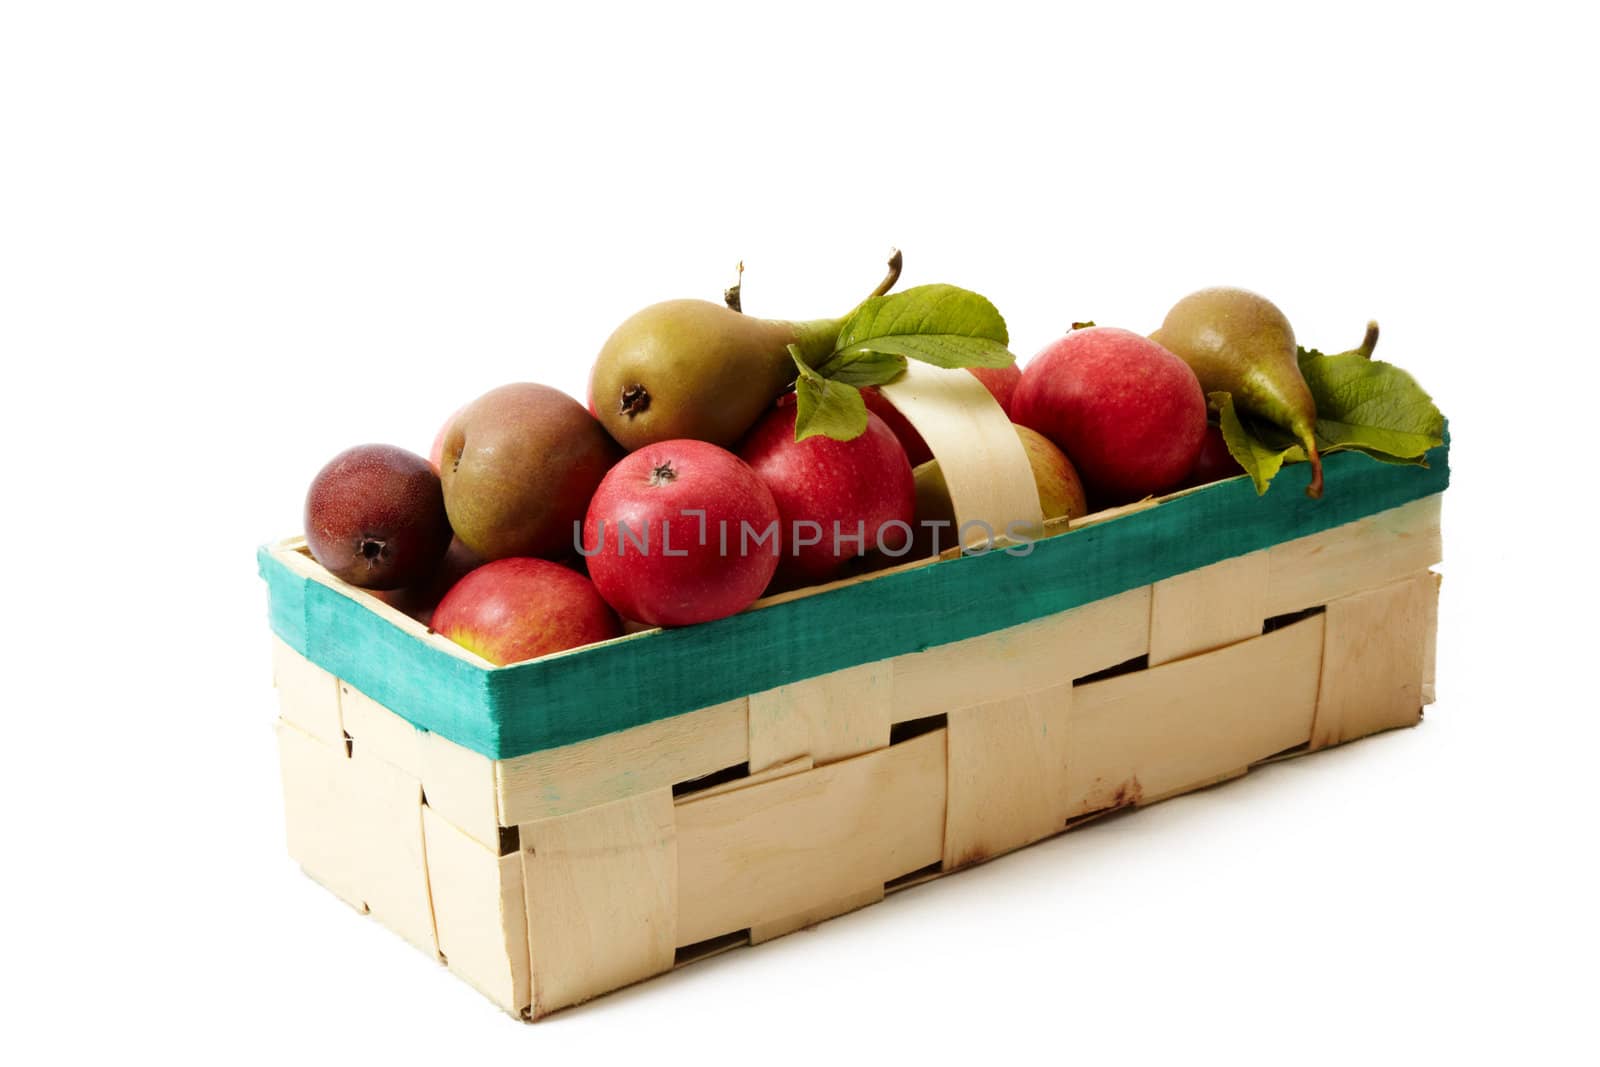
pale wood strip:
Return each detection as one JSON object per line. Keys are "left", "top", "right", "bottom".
{"left": 943, "top": 683, "right": 1074, "bottom": 869}
{"left": 675, "top": 730, "right": 947, "bottom": 946}
{"left": 1065, "top": 615, "right": 1325, "bottom": 816}
{"left": 1148, "top": 550, "right": 1268, "bottom": 666}
{"left": 749, "top": 886, "right": 884, "bottom": 944}
{"left": 1265, "top": 494, "right": 1442, "bottom": 617}
{"left": 1067, "top": 497, "right": 1160, "bottom": 529}
{"left": 346, "top": 743, "right": 436, "bottom": 955}
{"left": 748, "top": 662, "right": 892, "bottom": 772}
{"left": 1142, "top": 767, "right": 1248, "bottom": 805}
{"left": 673, "top": 756, "right": 813, "bottom": 805}
{"left": 274, "top": 720, "right": 435, "bottom": 954}
{"left": 340, "top": 682, "right": 422, "bottom": 778}
{"left": 891, "top": 586, "right": 1151, "bottom": 723}
{"left": 275, "top": 719, "right": 365, "bottom": 910}
{"left": 878, "top": 361, "right": 1042, "bottom": 548}
{"left": 422, "top": 806, "right": 530, "bottom": 1014}
{"left": 271, "top": 636, "right": 343, "bottom": 749}
{"left": 521, "top": 789, "right": 677, "bottom": 1018}
{"left": 419, "top": 729, "right": 501, "bottom": 848}
{"left": 1422, "top": 570, "right": 1442, "bottom": 705}
{"left": 1312, "top": 572, "right": 1435, "bottom": 749}
{"left": 498, "top": 698, "right": 748, "bottom": 826}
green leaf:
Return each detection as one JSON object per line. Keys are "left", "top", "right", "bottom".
{"left": 1211, "top": 336, "right": 1444, "bottom": 495}
{"left": 1333, "top": 447, "right": 1430, "bottom": 467}
{"left": 834, "top": 333, "right": 1014, "bottom": 369}
{"left": 1214, "top": 392, "right": 1298, "bottom": 495}
{"left": 834, "top": 284, "right": 1016, "bottom": 369}
{"left": 1296, "top": 346, "right": 1444, "bottom": 460}
{"left": 814, "top": 348, "right": 908, "bottom": 388}
{"left": 790, "top": 345, "right": 868, "bottom": 442}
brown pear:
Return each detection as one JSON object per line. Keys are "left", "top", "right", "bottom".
{"left": 440, "top": 384, "right": 618, "bottom": 560}
{"left": 1152, "top": 287, "right": 1324, "bottom": 498}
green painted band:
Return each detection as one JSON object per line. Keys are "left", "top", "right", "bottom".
{"left": 259, "top": 443, "right": 1448, "bottom": 760}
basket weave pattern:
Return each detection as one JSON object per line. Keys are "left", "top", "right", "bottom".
{"left": 272, "top": 493, "right": 1442, "bottom": 1019}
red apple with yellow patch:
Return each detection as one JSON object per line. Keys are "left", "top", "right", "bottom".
{"left": 432, "top": 557, "right": 619, "bottom": 665}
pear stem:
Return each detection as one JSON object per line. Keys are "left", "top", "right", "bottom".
{"left": 1357, "top": 320, "right": 1379, "bottom": 359}
{"left": 868, "top": 248, "right": 903, "bottom": 299}
{"left": 723, "top": 260, "right": 745, "bottom": 313}
{"left": 1303, "top": 436, "right": 1325, "bottom": 499}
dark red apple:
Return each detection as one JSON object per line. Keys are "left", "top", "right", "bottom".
{"left": 583, "top": 440, "right": 780, "bottom": 627}
{"left": 738, "top": 395, "right": 916, "bottom": 586}
{"left": 304, "top": 444, "right": 453, "bottom": 590}
{"left": 1011, "top": 327, "right": 1206, "bottom": 502}
{"left": 1178, "top": 423, "right": 1244, "bottom": 489}
{"left": 432, "top": 557, "right": 619, "bottom": 665}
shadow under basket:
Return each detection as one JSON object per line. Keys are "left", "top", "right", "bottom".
{"left": 261, "top": 371, "right": 1448, "bottom": 1021}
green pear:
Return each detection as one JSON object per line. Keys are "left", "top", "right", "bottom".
{"left": 1152, "top": 287, "right": 1324, "bottom": 498}
{"left": 589, "top": 252, "right": 906, "bottom": 452}
{"left": 589, "top": 300, "right": 843, "bottom": 451}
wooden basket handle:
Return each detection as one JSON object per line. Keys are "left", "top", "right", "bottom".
{"left": 878, "top": 361, "right": 1042, "bottom": 549}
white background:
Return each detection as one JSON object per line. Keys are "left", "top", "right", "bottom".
{"left": 4, "top": 2, "right": 1597, "bottom": 1062}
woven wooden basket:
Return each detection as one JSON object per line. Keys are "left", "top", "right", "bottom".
{"left": 260, "top": 365, "right": 1447, "bottom": 1020}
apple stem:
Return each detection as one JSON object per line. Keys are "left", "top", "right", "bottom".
{"left": 724, "top": 260, "right": 744, "bottom": 313}
{"left": 868, "top": 248, "right": 903, "bottom": 299}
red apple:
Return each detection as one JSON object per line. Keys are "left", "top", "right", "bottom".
{"left": 583, "top": 440, "right": 780, "bottom": 627}
{"left": 1011, "top": 327, "right": 1206, "bottom": 502}
{"left": 432, "top": 557, "right": 620, "bottom": 665}
{"left": 738, "top": 395, "right": 916, "bottom": 585}
{"left": 969, "top": 363, "right": 1023, "bottom": 416}
{"left": 1178, "top": 422, "right": 1244, "bottom": 489}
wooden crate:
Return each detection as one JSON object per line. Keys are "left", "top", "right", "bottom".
{"left": 261, "top": 366, "right": 1448, "bottom": 1020}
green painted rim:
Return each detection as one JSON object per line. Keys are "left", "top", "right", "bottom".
{"left": 260, "top": 443, "right": 1448, "bottom": 760}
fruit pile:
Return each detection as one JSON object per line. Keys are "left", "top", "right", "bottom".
{"left": 301, "top": 257, "right": 1444, "bottom": 667}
